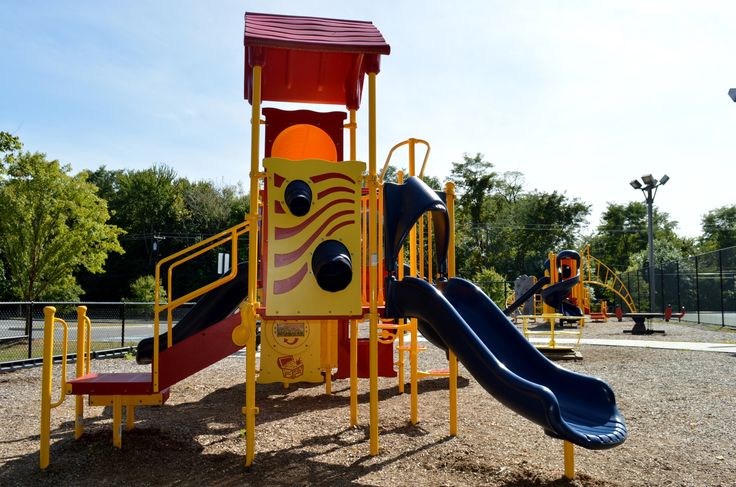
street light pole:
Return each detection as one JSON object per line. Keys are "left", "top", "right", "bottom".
{"left": 644, "top": 186, "right": 656, "bottom": 312}
{"left": 630, "top": 174, "right": 669, "bottom": 312}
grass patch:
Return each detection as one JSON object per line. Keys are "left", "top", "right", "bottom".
{"left": 0, "top": 340, "right": 137, "bottom": 362}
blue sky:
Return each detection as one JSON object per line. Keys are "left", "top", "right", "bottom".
{"left": 2, "top": 1, "right": 735, "bottom": 238}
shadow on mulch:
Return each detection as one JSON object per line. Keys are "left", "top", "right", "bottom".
{"left": 5, "top": 427, "right": 589, "bottom": 487}
{"left": 1, "top": 377, "right": 489, "bottom": 487}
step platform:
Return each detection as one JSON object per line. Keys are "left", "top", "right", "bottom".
{"left": 67, "top": 372, "right": 154, "bottom": 396}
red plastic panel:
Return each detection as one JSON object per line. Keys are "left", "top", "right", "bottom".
{"left": 157, "top": 313, "right": 244, "bottom": 389}
{"left": 264, "top": 108, "right": 345, "bottom": 161}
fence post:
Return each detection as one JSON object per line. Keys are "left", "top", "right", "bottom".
{"left": 659, "top": 265, "right": 665, "bottom": 313}
{"left": 719, "top": 250, "right": 725, "bottom": 327}
{"left": 26, "top": 301, "right": 34, "bottom": 359}
{"left": 121, "top": 300, "right": 126, "bottom": 348}
{"left": 676, "top": 261, "right": 681, "bottom": 311}
{"left": 636, "top": 271, "right": 641, "bottom": 311}
{"left": 695, "top": 255, "right": 700, "bottom": 324}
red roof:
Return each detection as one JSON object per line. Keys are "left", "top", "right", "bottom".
{"left": 244, "top": 12, "right": 391, "bottom": 109}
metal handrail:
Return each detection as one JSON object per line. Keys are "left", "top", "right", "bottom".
{"left": 40, "top": 306, "right": 69, "bottom": 469}
{"left": 380, "top": 138, "right": 431, "bottom": 181}
{"left": 152, "top": 220, "right": 250, "bottom": 391}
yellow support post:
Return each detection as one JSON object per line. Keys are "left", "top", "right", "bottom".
{"left": 349, "top": 109, "right": 357, "bottom": 161}
{"left": 112, "top": 396, "right": 122, "bottom": 448}
{"left": 126, "top": 406, "right": 135, "bottom": 431}
{"left": 245, "top": 62, "right": 262, "bottom": 468}
{"left": 367, "top": 71, "right": 379, "bottom": 456}
{"left": 40, "top": 306, "right": 55, "bottom": 470}
{"left": 410, "top": 318, "right": 419, "bottom": 425}
{"left": 543, "top": 252, "right": 557, "bottom": 316}
{"left": 396, "top": 170, "right": 405, "bottom": 394}
{"left": 74, "top": 306, "right": 87, "bottom": 440}
{"left": 407, "top": 141, "right": 419, "bottom": 425}
{"left": 350, "top": 319, "right": 358, "bottom": 426}
{"left": 446, "top": 181, "right": 458, "bottom": 436}
{"left": 564, "top": 440, "right": 575, "bottom": 479}
{"left": 153, "top": 262, "right": 161, "bottom": 392}
{"left": 244, "top": 305, "right": 258, "bottom": 467}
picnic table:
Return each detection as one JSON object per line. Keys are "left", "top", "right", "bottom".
{"left": 615, "top": 305, "right": 685, "bottom": 335}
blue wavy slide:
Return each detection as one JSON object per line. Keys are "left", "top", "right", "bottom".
{"left": 387, "top": 276, "right": 627, "bottom": 449}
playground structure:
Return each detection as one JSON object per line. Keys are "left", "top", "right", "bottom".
{"left": 39, "top": 12, "right": 627, "bottom": 479}
{"left": 506, "top": 250, "right": 586, "bottom": 353}
{"left": 508, "top": 245, "right": 643, "bottom": 316}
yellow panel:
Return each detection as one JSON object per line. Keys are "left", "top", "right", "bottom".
{"left": 263, "top": 157, "right": 365, "bottom": 317}
{"left": 88, "top": 393, "right": 166, "bottom": 407}
{"left": 258, "top": 320, "right": 323, "bottom": 384}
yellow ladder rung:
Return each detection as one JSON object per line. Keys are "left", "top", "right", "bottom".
{"left": 417, "top": 369, "right": 449, "bottom": 378}
{"left": 397, "top": 345, "right": 427, "bottom": 352}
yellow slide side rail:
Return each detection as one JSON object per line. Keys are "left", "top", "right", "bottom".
{"left": 152, "top": 220, "right": 250, "bottom": 391}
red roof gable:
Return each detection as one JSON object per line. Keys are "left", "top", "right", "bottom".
{"left": 244, "top": 12, "right": 391, "bottom": 109}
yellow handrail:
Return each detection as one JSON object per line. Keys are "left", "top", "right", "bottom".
{"left": 40, "top": 306, "right": 70, "bottom": 469}
{"left": 152, "top": 220, "right": 250, "bottom": 391}
{"left": 379, "top": 138, "right": 431, "bottom": 182}
{"left": 75, "top": 307, "right": 91, "bottom": 439}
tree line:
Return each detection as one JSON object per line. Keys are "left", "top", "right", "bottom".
{"left": 1, "top": 131, "right": 734, "bottom": 303}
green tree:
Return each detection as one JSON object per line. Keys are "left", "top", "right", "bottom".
{"left": 699, "top": 205, "right": 736, "bottom": 251}
{"left": 471, "top": 266, "right": 510, "bottom": 304}
{"left": 127, "top": 275, "right": 166, "bottom": 302}
{"left": 628, "top": 236, "right": 695, "bottom": 270}
{"left": 0, "top": 131, "right": 22, "bottom": 156}
{"left": 79, "top": 165, "right": 250, "bottom": 300}
{"left": 588, "top": 202, "right": 681, "bottom": 272}
{"left": 450, "top": 153, "right": 499, "bottom": 228}
{"left": 0, "top": 151, "right": 123, "bottom": 300}
{"left": 449, "top": 152, "right": 589, "bottom": 280}
{"left": 495, "top": 190, "right": 589, "bottom": 277}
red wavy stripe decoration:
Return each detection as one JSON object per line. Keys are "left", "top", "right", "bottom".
{"left": 326, "top": 219, "right": 354, "bottom": 236}
{"left": 310, "top": 172, "right": 356, "bottom": 184}
{"left": 275, "top": 198, "right": 353, "bottom": 240}
{"left": 273, "top": 263, "right": 308, "bottom": 294}
{"left": 274, "top": 209, "right": 355, "bottom": 267}
{"left": 317, "top": 186, "right": 355, "bottom": 199}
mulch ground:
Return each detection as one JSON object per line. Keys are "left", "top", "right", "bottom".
{"left": 1, "top": 318, "right": 735, "bottom": 486}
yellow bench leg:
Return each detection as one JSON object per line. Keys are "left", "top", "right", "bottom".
{"left": 112, "top": 396, "right": 122, "bottom": 448}
{"left": 126, "top": 405, "right": 135, "bottom": 431}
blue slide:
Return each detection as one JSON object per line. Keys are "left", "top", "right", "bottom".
{"left": 387, "top": 276, "right": 627, "bottom": 449}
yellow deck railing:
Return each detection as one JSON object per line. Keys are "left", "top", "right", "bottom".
{"left": 518, "top": 313, "right": 584, "bottom": 350}
{"left": 152, "top": 220, "right": 250, "bottom": 391}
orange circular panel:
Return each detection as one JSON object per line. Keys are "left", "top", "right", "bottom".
{"left": 271, "top": 124, "right": 337, "bottom": 162}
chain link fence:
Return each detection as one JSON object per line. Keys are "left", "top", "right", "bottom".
{"left": 0, "top": 301, "right": 194, "bottom": 367}
{"left": 619, "top": 246, "right": 736, "bottom": 328}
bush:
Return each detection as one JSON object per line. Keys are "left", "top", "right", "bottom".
{"left": 128, "top": 275, "right": 166, "bottom": 302}
{"left": 471, "top": 267, "right": 510, "bottom": 305}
